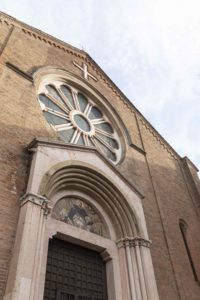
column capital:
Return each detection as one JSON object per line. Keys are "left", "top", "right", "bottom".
{"left": 131, "top": 237, "right": 151, "bottom": 248}
{"left": 116, "top": 236, "right": 151, "bottom": 248}
{"left": 20, "top": 192, "right": 52, "bottom": 215}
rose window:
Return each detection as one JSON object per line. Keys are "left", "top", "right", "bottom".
{"left": 38, "top": 82, "right": 121, "bottom": 163}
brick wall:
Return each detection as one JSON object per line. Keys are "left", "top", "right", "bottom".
{"left": 0, "top": 14, "right": 200, "bottom": 300}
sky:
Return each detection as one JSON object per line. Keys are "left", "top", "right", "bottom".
{"left": 0, "top": 0, "right": 200, "bottom": 170}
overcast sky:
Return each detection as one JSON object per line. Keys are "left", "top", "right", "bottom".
{"left": 0, "top": 0, "right": 200, "bottom": 170}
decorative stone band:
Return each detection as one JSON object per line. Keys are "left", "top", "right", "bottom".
{"left": 116, "top": 237, "right": 151, "bottom": 249}
{"left": 20, "top": 192, "right": 52, "bottom": 215}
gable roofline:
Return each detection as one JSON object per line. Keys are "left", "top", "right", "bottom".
{"left": 84, "top": 53, "right": 180, "bottom": 159}
{"left": 0, "top": 11, "right": 196, "bottom": 166}
{"left": 0, "top": 11, "right": 85, "bottom": 56}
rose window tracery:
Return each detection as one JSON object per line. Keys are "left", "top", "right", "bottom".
{"left": 38, "top": 82, "right": 121, "bottom": 163}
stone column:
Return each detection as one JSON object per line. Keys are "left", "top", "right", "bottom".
{"left": 3, "top": 193, "right": 51, "bottom": 300}
{"left": 117, "top": 237, "right": 159, "bottom": 300}
{"left": 101, "top": 249, "right": 122, "bottom": 300}
{"left": 118, "top": 244, "right": 131, "bottom": 300}
{"left": 139, "top": 239, "right": 160, "bottom": 300}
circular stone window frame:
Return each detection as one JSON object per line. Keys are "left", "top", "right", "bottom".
{"left": 34, "top": 67, "right": 128, "bottom": 165}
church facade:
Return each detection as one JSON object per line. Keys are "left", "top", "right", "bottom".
{"left": 0, "top": 12, "right": 200, "bottom": 300}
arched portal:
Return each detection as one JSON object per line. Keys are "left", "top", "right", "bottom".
{"left": 39, "top": 162, "right": 140, "bottom": 240}
{"left": 4, "top": 139, "right": 159, "bottom": 300}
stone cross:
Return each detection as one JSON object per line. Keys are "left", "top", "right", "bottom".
{"left": 73, "top": 61, "right": 97, "bottom": 81}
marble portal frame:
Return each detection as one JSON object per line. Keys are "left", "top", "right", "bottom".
{"left": 4, "top": 139, "right": 159, "bottom": 300}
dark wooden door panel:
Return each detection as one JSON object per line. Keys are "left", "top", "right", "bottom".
{"left": 44, "top": 238, "right": 107, "bottom": 300}
{"left": 57, "top": 290, "right": 75, "bottom": 300}
{"left": 59, "top": 292, "right": 74, "bottom": 300}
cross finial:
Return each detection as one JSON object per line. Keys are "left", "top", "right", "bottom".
{"left": 73, "top": 61, "right": 98, "bottom": 82}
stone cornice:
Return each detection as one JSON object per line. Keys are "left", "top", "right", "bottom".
{"left": 27, "top": 138, "right": 145, "bottom": 199}
{"left": 117, "top": 237, "right": 151, "bottom": 249}
{"left": 20, "top": 192, "right": 51, "bottom": 215}
{"left": 0, "top": 11, "right": 184, "bottom": 163}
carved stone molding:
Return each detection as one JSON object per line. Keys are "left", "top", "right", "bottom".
{"left": 116, "top": 237, "right": 151, "bottom": 249}
{"left": 100, "top": 249, "right": 112, "bottom": 262}
{"left": 20, "top": 192, "right": 52, "bottom": 215}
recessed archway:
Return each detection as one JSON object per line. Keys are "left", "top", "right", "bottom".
{"left": 39, "top": 161, "right": 140, "bottom": 240}
{"left": 3, "top": 140, "right": 159, "bottom": 300}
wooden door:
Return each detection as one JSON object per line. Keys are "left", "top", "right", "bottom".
{"left": 44, "top": 238, "right": 107, "bottom": 300}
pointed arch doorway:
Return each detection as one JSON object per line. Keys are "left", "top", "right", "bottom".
{"left": 44, "top": 238, "right": 107, "bottom": 300}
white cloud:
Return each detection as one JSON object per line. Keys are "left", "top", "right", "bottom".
{"left": 0, "top": 0, "right": 200, "bottom": 169}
